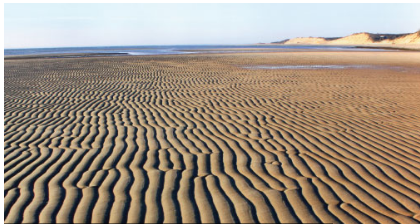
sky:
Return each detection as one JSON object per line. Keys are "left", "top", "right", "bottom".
{"left": 4, "top": 3, "right": 420, "bottom": 48}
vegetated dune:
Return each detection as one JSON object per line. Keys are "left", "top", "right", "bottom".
{"left": 4, "top": 51, "right": 420, "bottom": 223}
{"left": 277, "top": 31, "right": 420, "bottom": 46}
{"left": 380, "top": 32, "right": 420, "bottom": 44}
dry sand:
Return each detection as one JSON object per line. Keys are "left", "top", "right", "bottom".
{"left": 279, "top": 32, "right": 420, "bottom": 49}
{"left": 4, "top": 51, "right": 420, "bottom": 223}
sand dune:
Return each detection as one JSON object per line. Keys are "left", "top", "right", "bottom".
{"left": 4, "top": 51, "right": 420, "bottom": 223}
{"left": 277, "top": 31, "right": 420, "bottom": 46}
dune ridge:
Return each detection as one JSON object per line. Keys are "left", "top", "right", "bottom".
{"left": 276, "top": 31, "right": 420, "bottom": 46}
{"left": 4, "top": 52, "right": 420, "bottom": 223}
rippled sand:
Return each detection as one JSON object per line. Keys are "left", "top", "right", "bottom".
{"left": 4, "top": 51, "right": 420, "bottom": 223}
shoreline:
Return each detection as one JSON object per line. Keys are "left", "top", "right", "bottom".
{"left": 266, "top": 43, "right": 420, "bottom": 51}
{"left": 4, "top": 46, "right": 411, "bottom": 60}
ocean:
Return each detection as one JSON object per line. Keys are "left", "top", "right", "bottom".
{"left": 4, "top": 45, "right": 384, "bottom": 56}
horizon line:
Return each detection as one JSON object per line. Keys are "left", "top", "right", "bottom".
{"left": 4, "top": 43, "right": 265, "bottom": 50}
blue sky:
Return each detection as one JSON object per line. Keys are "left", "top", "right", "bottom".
{"left": 4, "top": 4, "right": 420, "bottom": 48}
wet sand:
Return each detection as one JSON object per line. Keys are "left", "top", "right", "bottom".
{"left": 4, "top": 51, "right": 420, "bottom": 223}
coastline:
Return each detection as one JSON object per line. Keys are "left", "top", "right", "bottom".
{"left": 4, "top": 45, "right": 410, "bottom": 60}
{"left": 265, "top": 43, "right": 420, "bottom": 51}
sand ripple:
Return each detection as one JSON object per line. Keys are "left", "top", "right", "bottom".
{"left": 4, "top": 52, "right": 420, "bottom": 223}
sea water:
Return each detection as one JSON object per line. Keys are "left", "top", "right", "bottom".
{"left": 4, "top": 45, "right": 386, "bottom": 56}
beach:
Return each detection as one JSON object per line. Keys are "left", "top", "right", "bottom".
{"left": 4, "top": 51, "right": 420, "bottom": 223}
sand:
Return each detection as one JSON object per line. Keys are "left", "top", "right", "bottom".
{"left": 4, "top": 51, "right": 420, "bottom": 223}
{"left": 279, "top": 32, "right": 420, "bottom": 49}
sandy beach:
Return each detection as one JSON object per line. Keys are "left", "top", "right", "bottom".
{"left": 4, "top": 51, "right": 420, "bottom": 223}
